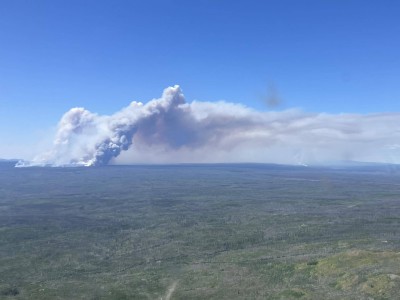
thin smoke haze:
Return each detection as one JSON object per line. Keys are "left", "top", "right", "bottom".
{"left": 17, "top": 86, "right": 400, "bottom": 167}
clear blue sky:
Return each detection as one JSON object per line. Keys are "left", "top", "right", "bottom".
{"left": 0, "top": 0, "right": 399, "bottom": 158}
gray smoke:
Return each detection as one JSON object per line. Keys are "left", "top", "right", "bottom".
{"left": 17, "top": 85, "right": 400, "bottom": 166}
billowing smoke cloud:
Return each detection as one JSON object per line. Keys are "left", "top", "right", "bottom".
{"left": 17, "top": 85, "right": 400, "bottom": 167}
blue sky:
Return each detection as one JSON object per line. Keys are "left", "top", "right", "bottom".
{"left": 0, "top": 0, "right": 399, "bottom": 159}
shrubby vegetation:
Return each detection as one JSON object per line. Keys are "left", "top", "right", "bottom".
{"left": 0, "top": 163, "right": 399, "bottom": 299}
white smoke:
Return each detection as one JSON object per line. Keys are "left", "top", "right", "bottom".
{"left": 17, "top": 85, "right": 400, "bottom": 167}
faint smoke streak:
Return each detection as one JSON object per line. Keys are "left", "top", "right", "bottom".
{"left": 264, "top": 82, "right": 283, "bottom": 109}
{"left": 16, "top": 86, "right": 400, "bottom": 167}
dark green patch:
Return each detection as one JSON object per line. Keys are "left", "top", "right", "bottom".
{"left": 1, "top": 287, "right": 19, "bottom": 296}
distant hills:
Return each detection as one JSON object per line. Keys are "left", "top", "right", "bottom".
{"left": 0, "top": 158, "right": 398, "bottom": 170}
{"left": 0, "top": 158, "right": 20, "bottom": 162}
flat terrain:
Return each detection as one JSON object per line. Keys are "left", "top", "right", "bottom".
{"left": 0, "top": 162, "right": 400, "bottom": 299}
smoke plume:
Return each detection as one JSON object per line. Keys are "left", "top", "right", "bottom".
{"left": 17, "top": 85, "right": 400, "bottom": 166}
